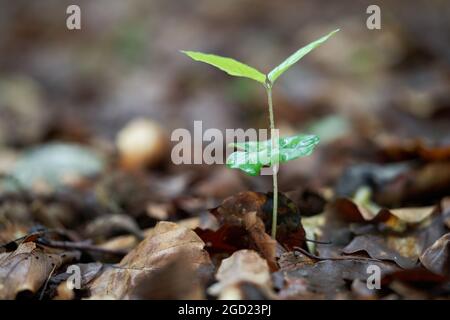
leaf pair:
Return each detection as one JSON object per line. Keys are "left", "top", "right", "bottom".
{"left": 226, "top": 134, "right": 320, "bottom": 176}
{"left": 181, "top": 29, "right": 339, "bottom": 87}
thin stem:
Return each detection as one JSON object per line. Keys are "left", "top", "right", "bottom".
{"left": 266, "top": 85, "right": 278, "bottom": 239}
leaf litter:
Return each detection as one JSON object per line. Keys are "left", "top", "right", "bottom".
{"left": 1, "top": 1, "right": 450, "bottom": 300}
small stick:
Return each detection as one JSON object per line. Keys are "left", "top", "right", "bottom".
{"left": 293, "top": 246, "right": 383, "bottom": 263}
{"left": 36, "top": 238, "right": 128, "bottom": 257}
{"left": 39, "top": 264, "right": 57, "bottom": 300}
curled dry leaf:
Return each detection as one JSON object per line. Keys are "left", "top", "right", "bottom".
{"left": 196, "top": 191, "right": 304, "bottom": 269}
{"left": 331, "top": 197, "right": 435, "bottom": 225}
{"left": 342, "top": 235, "right": 419, "bottom": 269}
{"left": 282, "top": 258, "right": 398, "bottom": 297}
{"left": 213, "top": 191, "right": 306, "bottom": 250}
{"left": 381, "top": 267, "right": 449, "bottom": 299}
{"left": 383, "top": 206, "right": 435, "bottom": 224}
{"left": 129, "top": 251, "right": 204, "bottom": 299}
{"left": 196, "top": 211, "right": 277, "bottom": 270}
{"left": 0, "top": 242, "right": 80, "bottom": 299}
{"left": 420, "top": 233, "right": 450, "bottom": 277}
{"left": 88, "top": 222, "right": 213, "bottom": 299}
{"left": 208, "top": 250, "right": 273, "bottom": 299}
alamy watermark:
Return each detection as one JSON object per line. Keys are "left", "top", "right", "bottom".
{"left": 66, "top": 265, "right": 81, "bottom": 290}
{"left": 366, "top": 5, "right": 381, "bottom": 30}
{"left": 66, "top": 5, "right": 81, "bottom": 30}
{"left": 171, "top": 121, "right": 279, "bottom": 175}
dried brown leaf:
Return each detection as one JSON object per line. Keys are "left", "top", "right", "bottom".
{"left": 343, "top": 235, "right": 419, "bottom": 269}
{"left": 208, "top": 250, "right": 273, "bottom": 298}
{"left": 88, "top": 221, "right": 213, "bottom": 299}
{"left": 0, "top": 242, "right": 79, "bottom": 299}
{"left": 420, "top": 233, "right": 450, "bottom": 277}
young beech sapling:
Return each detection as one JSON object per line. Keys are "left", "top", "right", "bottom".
{"left": 181, "top": 29, "right": 339, "bottom": 239}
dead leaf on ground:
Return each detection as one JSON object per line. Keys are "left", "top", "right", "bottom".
{"left": 0, "top": 242, "right": 80, "bottom": 299}
{"left": 330, "top": 198, "right": 435, "bottom": 224}
{"left": 88, "top": 221, "right": 213, "bottom": 299}
{"left": 420, "top": 233, "right": 450, "bottom": 277}
{"left": 129, "top": 251, "right": 204, "bottom": 299}
{"left": 342, "top": 235, "right": 419, "bottom": 269}
{"left": 381, "top": 267, "right": 449, "bottom": 299}
{"left": 195, "top": 191, "right": 304, "bottom": 269}
{"left": 208, "top": 250, "right": 274, "bottom": 299}
{"left": 387, "top": 206, "right": 435, "bottom": 224}
{"left": 280, "top": 258, "right": 398, "bottom": 297}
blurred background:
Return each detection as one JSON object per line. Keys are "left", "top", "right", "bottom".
{"left": 0, "top": 0, "right": 449, "bottom": 211}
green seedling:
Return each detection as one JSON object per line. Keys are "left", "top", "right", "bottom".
{"left": 181, "top": 29, "right": 339, "bottom": 239}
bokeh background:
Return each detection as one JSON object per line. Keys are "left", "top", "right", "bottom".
{"left": 0, "top": 0, "right": 449, "bottom": 199}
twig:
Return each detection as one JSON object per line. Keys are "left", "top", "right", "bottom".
{"left": 39, "top": 264, "right": 57, "bottom": 300}
{"left": 36, "top": 238, "right": 128, "bottom": 256}
{"left": 293, "top": 246, "right": 384, "bottom": 263}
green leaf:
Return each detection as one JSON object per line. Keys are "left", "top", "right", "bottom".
{"left": 267, "top": 29, "right": 339, "bottom": 84}
{"left": 227, "top": 134, "right": 320, "bottom": 176}
{"left": 181, "top": 50, "right": 266, "bottom": 84}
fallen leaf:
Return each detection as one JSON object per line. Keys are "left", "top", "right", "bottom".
{"left": 0, "top": 242, "right": 80, "bottom": 299}
{"left": 129, "top": 252, "right": 204, "bottom": 299}
{"left": 342, "top": 235, "right": 419, "bottom": 269}
{"left": 381, "top": 267, "right": 449, "bottom": 299}
{"left": 88, "top": 222, "right": 213, "bottom": 299}
{"left": 384, "top": 206, "right": 435, "bottom": 224}
{"left": 208, "top": 250, "right": 273, "bottom": 298}
{"left": 207, "top": 191, "right": 306, "bottom": 251}
{"left": 420, "top": 233, "right": 450, "bottom": 277}
{"left": 196, "top": 211, "right": 277, "bottom": 270}
{"left": 281, "top": 258, "right": 398, "bottom": 296}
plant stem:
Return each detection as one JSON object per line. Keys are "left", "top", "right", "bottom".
{"left": 266, "top": 85, "right": 278, "bottom": 239}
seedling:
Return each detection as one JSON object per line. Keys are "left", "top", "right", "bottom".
{"left": 181, "top": 29, "right": 339, "bottom": 239}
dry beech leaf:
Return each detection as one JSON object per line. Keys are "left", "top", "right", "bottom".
{"left": 130, "top": 251, "right": 204, "bottom": 299}
{"left": 211, "top": 191, "right": 306, "bottom": 250}
{"left": 342, "top": 235, "right": 419, "bottom": 269}
{"left": 282, "top": 258, "right": 398, "bottom": 296}
{"left": 196, "top": 191, "right": 306, "bottom": 270}
{"left": 331, "top": 198, "right": 435, "bottom": 224}
{"left": 383, "top": 206, "right": 435, "bottom": 224}
{"left": 88, "top": 222, "right": 213, "bottom": 299}
{"left": 329, "top": 198, "right": 387, "bottom": 223}
{"left": 98, "top": 217, "right": 207, "bottom": 254}
{"left": 420, "top": 233, "right": 450, "bottom": 277}
{"left": 0, "top": 242, "right": 79, "bottom": 299}
{"left": 196, "top": 211, "right": 277, "bottom": 271}
{"left": 208, "top": 250, "right": 273, "bottom": 298}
